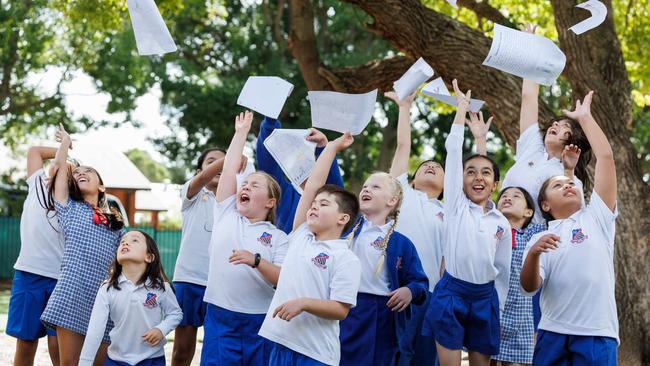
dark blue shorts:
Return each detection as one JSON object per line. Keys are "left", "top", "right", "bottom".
{"left": 533, "top": 330, "right": 617, "bottom": 366}
{"left": 269, "top": 342, "right": 327, "bottom": 366}
{"left": 105, "top": 355, "right": 165, "bottom": 366}
{"left": 173, "top": 281, "right": 207, "bottom": 328}
{"left": 397, "top": 291, "right": 438, "bottom": 366}
{"left": 7, "top": 270, "right": 57, "bottom": 340}
{"left": 340, "top": 293, "right": 397, "bottom": 366}
{"left": 200, "top": 304, "right": 270, "bottom": 366}
{"left": 423, "top": 271, "right": 500, "bottom": 355}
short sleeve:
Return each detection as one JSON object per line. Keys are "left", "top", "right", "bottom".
{"left": 180, "top": 180, "right": 200, "bottom": 211}
{"left": 214, "top": 195, "right": 238, "bottom": 223}
{"left": 288, "top": 222, "right": 313, "bottom": 243}
{"left": 396, "top": 173, "right": 410, "bottom": 191}
{"left": 520, "top": 232, "right": 547, "bottom": 297}
{"left": 53, "top": 197, "right": 75, "bottom": 226}
{"left": 26, "top": 168, "right": 46, "bottom": 191}
{"left": 270, "top": 230, "right": 290, "bottom": 265}
{"left": 329, "top": 252, "right": 361, "bottom": 306}
{"left": 515, "top": 123, "right": 544, "bottom": 161}
{"left": 586, "top": 191, "right": 618, "bottom": 246}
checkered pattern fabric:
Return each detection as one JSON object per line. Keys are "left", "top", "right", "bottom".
{"left": 40, "top": 199, "right": 123, "bottom": 342}
{"left": 493, "top": 223, "right": 545, "bottom": 363}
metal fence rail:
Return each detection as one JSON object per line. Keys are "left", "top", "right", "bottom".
{"left": 0, "top": 216, "right": 182, "bottom": 280}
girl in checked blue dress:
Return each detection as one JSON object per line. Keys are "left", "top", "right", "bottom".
{"left": 40, "top": 124, "right": 125, "bottom": 365}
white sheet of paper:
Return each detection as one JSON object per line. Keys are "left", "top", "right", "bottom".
{"left": 393, "top": 58, "right": 435, "bottom": 101}
{"left": 569, "top": 0, "right": 607, "bottom": 35}
{"left": 446, "top": 0, "right": 458, "bottom": 8}
{"left": 482, "top": 24, "right": 566, "bottom": 86}
{"left": 237, "top": 76, "right": 294, "bottom": 119}
{"left": 126, "top": 0, "right": 177, "bottom": 56}
{"left": 263, "top": 129, "right": 316, "bottom": 188}
{"left": 308, "top": 89, "right": 377, "bottom": 135}
{"left": 421, "top": 78, "right": 485, "bottom": 112}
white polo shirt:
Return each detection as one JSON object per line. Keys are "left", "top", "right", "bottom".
{"left": 173, "top": 181, "right": 215, "bottom": 286}
{"left": 522, "top": 192, "right": 619, "bottom": 342}
{"left": 204, "top": 195, "right": 289, "bottom": 314}
{"left": 444, "top": 124, "right": 513, "bottom": 310}
{"left": 14, "top": 169, "right": 64, "bottom": 279}
{"left": 259, "top": 223, "right": 361, "bottom": 365}
{"left": 395, "top": 173, "right": 445, "bottom": 291}
{"left": 79, "top": 277, "right": 182, "bottom": 366}
{"left": 352, "top": 219, "right": 392, "bottom": 296}
{"left": 502, "top": 123, "right": 583, "bottom": 224}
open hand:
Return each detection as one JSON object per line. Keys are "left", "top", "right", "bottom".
{"left": 55, "top": 123, "right": 73, "bottom": 149}
{"left": 521, "top": 23, "right": 538, "bottom": 34}
{"left": 305, "top": 128, "right": 328, "bottom": 147}
{"left": 562, "top": 91, "right": 594, "bottom": 122}
{"left": 235, "top": 111, "right": 254, "bottom": 132}
{"left": 142, "top": 328, "right": 164, "bottom": 346}
{"left": 467, "top": 111, "right": 493, "bottom": 139}
{"left": 384, "top": 91, "right": 416, "bottom": 108}
{"left": 452, "top": 79, "right": 471, "bottom": 111}
{"left": 330, "top": 132, "right": 354, "bottom": 152}
{"left": 562, "top": 144, "right": 581, "bottom": 171}
{"left": 386, "top": 287, "right": 412, "bottom": 312}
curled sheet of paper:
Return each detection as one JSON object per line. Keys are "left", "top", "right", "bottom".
{"left": 126, "top": 0, "right": 177, "bottom": 56}
{"left": 421, "top": 77, "right": 485, "bottom": 112}
{"left": 569, "top": 0, "right": 607, "bottom": 35}
{"left": 446, "top": 0, "right": 459, "bottom": 8}
{"left": 308, "top": 89, "right": 378, "bottom": 135}
{"left": 393, "top": 58, "right": 435, "bottom": 101}
{"left": 263, "top": 129, "right": 316, "bottom": 188}
{"left": 482, "top": 24, "right": 566, "bottom": 86}
{"left": 237, "top": 76, "right": 294, "bottom": 119}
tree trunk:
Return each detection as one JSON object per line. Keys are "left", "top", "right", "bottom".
{"left": 318, "top": 0, "right": 648, "bottom": 363}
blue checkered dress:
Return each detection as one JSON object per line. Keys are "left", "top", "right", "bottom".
{"left": 493, "top": 223, "right": 545, "bottom": 363}
{"left": 40, "top": 199, "right": 123, "bottom": 342}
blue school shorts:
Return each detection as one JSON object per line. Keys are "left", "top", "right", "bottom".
{"left": 533, "top": 330, "right": 617, "bottom": 366}
{"left": 200, "top": 304, "right": 271, "bottom": 366}
{"left": 533, "top": 291, "right": 542, "bottom": 331}
{"left": 173, "top": 281, "right": 207, "bottom": 327}
{"left": 269, "top": 342, "right": 327, "bottom": 366}
{"left": 6, "top": 270, "right": 57, "bottom": 340}
{"left": 340, "top": 293, "right": 397, "bottom": 366}
{"left": 105, "top": 355, "right": 165, "bottom": 366}
{"left": 397, "top": 291, "right": 438, "bottom": 366}
{"left": 423, "top": 271, "right": 500, "bottom": 356}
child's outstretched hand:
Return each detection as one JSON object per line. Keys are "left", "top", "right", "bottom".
{"left": 529, "top": 234, "right": 560, "bottom": 256}
{"left": 562, "top": 144, "right": 581, "bottom": 172}
{"left": 305, "top": 128, "right": 328, "bottom": 148}
{"left": 229, "top": 249, "right": 255, "bottom": 267}
{"left": 452, "top": 79, "right": 471, "bottom": 111}
{"left": 330, "top": 132, "right": 354, "bottom": 152}
{"left": 273, "top": 298, "right": 305, "bottom": 321}
{"left": 235, "top": 110, "right": 254, "bottom": 133}
{"left": 521, "top": 23, "right": 538, "bottom": 34}
{"left": 562, "top": 91, "right": 594, "bottom": 122}
{"left": 386, "top": 287, "right": 412, "bottom": 312}
{"left": 467, "top": 111, "right": 493, "bottom": 139}
{"left": 142, "top": 328, "right": 164, "bottom": 346}
{"left": 384, "top": 91, "right": 416, "bottom": 108}
{"left": 55, "top": 123, "right": 73, "bottom": 149}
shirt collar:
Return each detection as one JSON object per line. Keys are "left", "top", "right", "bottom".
{"left": 360, "top": 216, "right": 393, "bottom": 235}
{"left": 547, "top": 209, "right": 581, "bottom": 229}
{"left": 468, "top": 199, "right": 501, "bottom": 217}
{"left": 307, "top": 230, "right": 350, "bottom": 250}
{"left": 118, "top": 273, "right": 150, "bottom": 288}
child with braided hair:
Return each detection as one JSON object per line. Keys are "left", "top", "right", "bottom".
{"left": 339, "top": 172, "right": 429, "bottom": 366}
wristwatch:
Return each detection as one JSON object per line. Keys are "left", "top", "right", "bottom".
{"left": 252, "top": 253, "right": 262, "bottom": 268}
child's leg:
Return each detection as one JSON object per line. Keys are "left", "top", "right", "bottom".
{"left": 56, "top": 327, "right": 84, "bottom": 366}
{"left": 47, "top": 334, "right": 60, "bottom": 366}
{"left": 13, "top": 339, "right": 38, "bottom": 366}
{"left": 171, "top": 326, "right": 198, "bottom": 366}
{"left": 436, "top": 342, "right": 462, "bottom": 366}
{"left": 468, "top": 351, "right": 490, "bottom": 366}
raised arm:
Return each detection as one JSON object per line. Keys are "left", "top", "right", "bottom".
{"left": 52, "top": 124, "right": 72, "bottom": 205}
{"left": 216, "top": 111, "right": 252, "bottom": 202}
{"left": 561, "top": 144, "right": 581, "bottom": 180}
{"left": 307, "top": 129, "right": 345, "bottom": 187}
{"left": 519, "top": 24, "right": 540, "bottom": 134}
{"left": 467, "top": 111, "right": 493, "bottom": 156}
{"left": 443, "top": 80, "right": 471, "bottom": 213}
{"left": 256, "top": 116, "right": 285, "bottom": 181}
{"left": 386, "top": 91, "right": 416, "bottom": 177}
{"left": 186, "top": 157, "right": 225, "bottom": 198}
{"left": 293, "top": 132, "right": 354, "bottom": 231}
{"left": 562, "top": 91, "right": 616, "bottom": 210}
{"left": 27, "top": 146, "right": 57, "bottom": 178}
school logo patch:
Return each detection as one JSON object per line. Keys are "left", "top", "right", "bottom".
{"left": 143, "top": 293, "right": 158, "bottom": 308}
{"left": 436, "top": 212, "right": 444, "bottom": 221}
{"left": 495, "top": 226, "right": 505, "bottom": 240}
{"left": 571, "top": 228, "right": 588, "bottom": 244}
{"left": 257, "top": 232, "right": 273, "bottom": 247}
{"left": 371, "top": 236, "right": 384, "bottom": 251}
{"left": 312, "top": 252, "right": 330, "bottom": 269}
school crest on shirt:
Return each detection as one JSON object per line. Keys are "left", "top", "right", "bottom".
{"left": 257, "top": 232, "right": 273, "bottom": 247}
{"left": 570, "top": 228, "right": 588, "bottom": 244}
{"left": 495, "top": 226, "right": 505, "bottom": 240}
{"left": 143, "top": 293, "right": 158, "bottom": 309}
{"left": 436, "top": 212, "right": 444, "bottom": 221}
{"left": 371, "top": 236, "right": 384, "bottom": 251}
{"left": 312, "top": 252, "right": 330, "bottom": 269}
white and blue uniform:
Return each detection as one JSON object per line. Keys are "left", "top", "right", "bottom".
{"left": 259, "top": 223, "right": 361, "bottom": 366}
{"left": 7, "top": 169, "right": 63, "bottom": 340}
{"left": 394, "top": 173, "right": 445, "bottom": 366}
{"left": 522, "top": 192, "right": 618, "bottom": 366}
{"left": 502, "top": 123, "right": 583, "bottom": 224}
{"left": 202, "top": 194, "right": 289, "bottom": 365}
{"left": 423, "top": 124, "right": 512, "bottom": 356}
{"left": 79, "top": 277, "right": 182, "bottom": 366}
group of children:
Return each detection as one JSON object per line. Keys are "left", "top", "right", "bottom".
{"left": 8, "top": 27, "right": 619, "bottom": 366}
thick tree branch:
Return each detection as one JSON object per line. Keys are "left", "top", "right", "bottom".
{"left": 288, "top": 0, "right": 331, "bottom": 90}
{"left": 319, "top": 56, "right": 414, "bottom": 93}
{"left": 456, "top": 0, "right": 515, "bottom": 28}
